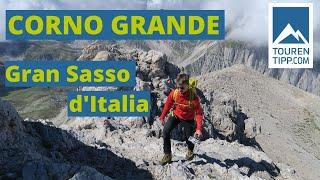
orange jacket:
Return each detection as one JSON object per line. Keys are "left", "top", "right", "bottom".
{"left": 160, "top": 89, "right": 203, "bottom": 131}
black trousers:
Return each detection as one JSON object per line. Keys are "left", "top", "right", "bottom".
{"left": 163, "top": 115, "right": 195, "bottom": 154}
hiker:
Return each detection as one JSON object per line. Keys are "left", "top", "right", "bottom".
{"left": 159, "top": 73, "right": 203, "bottom": 165}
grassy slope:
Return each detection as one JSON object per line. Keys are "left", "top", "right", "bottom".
{"left": 0, "top": 41, "right": 81, "bottom": 119}
{"left": 1, "top": 87, "right": 71, "bottom": 120}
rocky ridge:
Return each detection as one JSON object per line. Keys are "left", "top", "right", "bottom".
{"left": 62, "top": 42, "right": 296, "bottom": 179}
{"left": 197, "top": 64, "right": 320, "bottom": 180}
{"left": 0, "top": 41, "right": 301, "bottom": 179}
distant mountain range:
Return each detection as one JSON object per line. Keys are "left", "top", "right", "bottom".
{"left": 0, "top": 40, "right": 319, "bottom": 96}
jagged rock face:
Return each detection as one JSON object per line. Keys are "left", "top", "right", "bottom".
{"left": 66, "top": 42, "right": 289, "bottom": 178}
{"left": 76, "top": 42, "right": 259, "bottom": 142}
{"left": 0, "top": 99, "right": 26, "bottom": 168}
{"left": 117, "top": 40, "right": 198, "bottom": 64}
{"left": 0, "top": 98, "right": 152, "bottom": 179}
{"left": 0, "top": 87, "right": 297, "bottom": 180}
{"left": 78, "top": 42, "right": 180, "bottom": 122}
{"left": 199, "top": 91, "right": 261, "bottom": 142}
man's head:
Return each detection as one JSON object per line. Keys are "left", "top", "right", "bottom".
{"left": 176, "top": 73, "right": 189, "bottom": 93}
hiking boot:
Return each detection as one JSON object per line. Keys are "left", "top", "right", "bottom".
{"left": 160, "top": 153, "right": 172, "bottom": 165}
{"left": 186, "top": 149, "right": 194, "bottom": 161}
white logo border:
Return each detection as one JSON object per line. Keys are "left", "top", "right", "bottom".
{"left": 268, "top": 3, "right": 313, "bottom": 68}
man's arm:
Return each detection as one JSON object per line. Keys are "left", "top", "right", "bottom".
{"left": 194, "top": 96, "right": 203, "bottom": 132}
{"left": 159, "top": 90, "right": 174, "bottom": 122}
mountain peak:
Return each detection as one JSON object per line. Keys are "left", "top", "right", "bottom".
{"left": 274, "top": 23, "right": 308, "bottom": 44}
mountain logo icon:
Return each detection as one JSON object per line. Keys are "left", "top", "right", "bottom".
{"left": 269, "top": 3, "right": 313, "bottom": 68}
{"left": 273, "top": 23, "right": 308, "bottom": 44}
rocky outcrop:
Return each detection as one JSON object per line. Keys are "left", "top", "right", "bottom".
{"left": 0, "top": 98, "right": 151, "bottom": 179}
{"left": 78, "top": 42, "right": 180, "bottom": 123}
{"left": 196, "top": 64, "right": 320, "bottom": 180}
{"left": 62, "top": 115, "right": 297, "bottom": 180}
{"left": 76, "top": 42, "right": 260, "bottom": 143}
{"left": 199, "top": 91, "right": 261, "bottom": 143}
{"left": 0, "top": 93, "right": 277, "bottom": 179}
{"left": 0, "top": 41, "right": 302, "bottom": 179}
{"left": 0, "top": 84, "right": 299, "bottom": 180}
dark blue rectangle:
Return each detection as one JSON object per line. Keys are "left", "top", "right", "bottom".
{"left": 273, "top": 7, "right": 309, "bottom": 43}
{"left": 4, "top": 60, "right": 136, "bottom": 87}
{"left": 67, "top": 91, "right": 150, "bottom": 117}
{"left": 6, "top": 10, "right": 225, "bottom": 40}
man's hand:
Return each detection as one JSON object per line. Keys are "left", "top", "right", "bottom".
{"left": 160, "top": 119, "right": 165, "bottom": 126}
{"left": 194, "top": 129, "right": 202, "bottom": 138}
{"left": 159, "top": 116, "right": 165, "bottom": 126}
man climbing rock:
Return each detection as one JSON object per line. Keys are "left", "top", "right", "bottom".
{"left": 159, "top": 73, "right": 203, "bottom": 165}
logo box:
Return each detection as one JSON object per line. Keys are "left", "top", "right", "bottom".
{"left": 269, "top": 3, "right": 313, "bottom": 68}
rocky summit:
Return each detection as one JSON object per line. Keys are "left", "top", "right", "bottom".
{"left": 1, "top": 41, "right": 318, "bottom": 179}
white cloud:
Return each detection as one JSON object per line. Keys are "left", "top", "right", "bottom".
{"left": 1, "top": 0, "right": 319, "bottom": 48}
{"left": 203, "top": 0, "right": 319, "bottom": 45}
